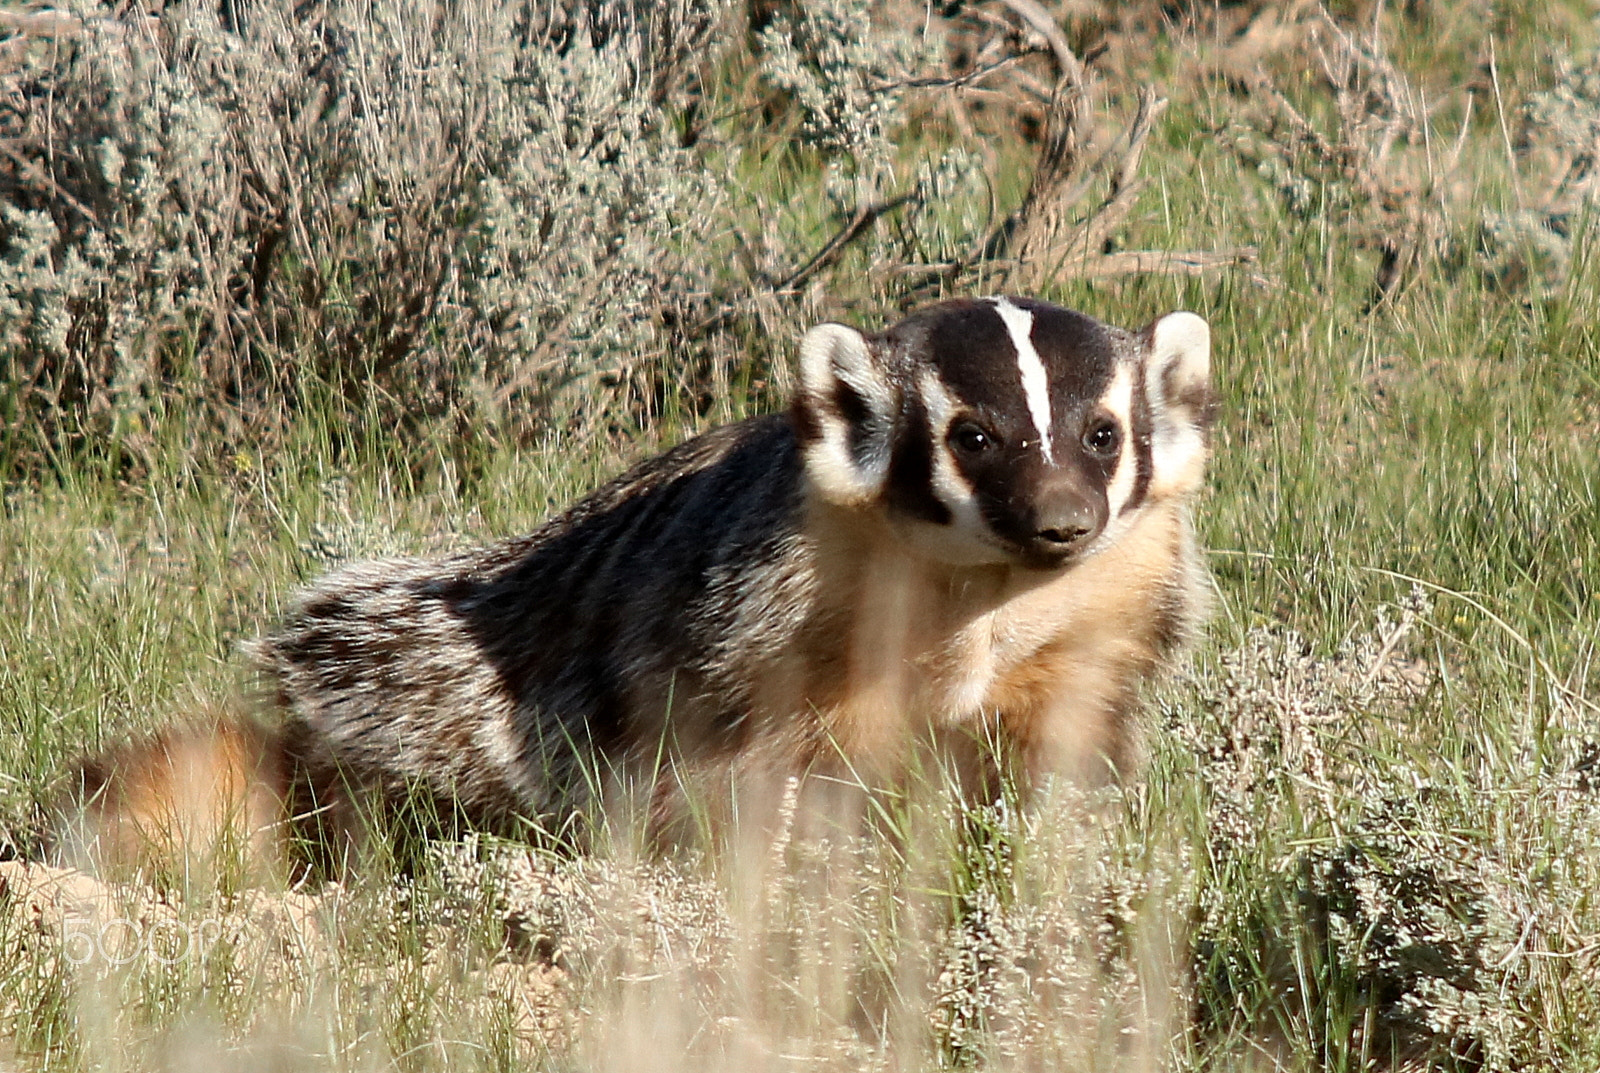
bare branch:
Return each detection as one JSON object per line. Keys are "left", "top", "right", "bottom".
{"left": 998, "top": 75, "right": 1092, "bottom": 276}
{"left": 1057, "top": 247, "right": 1257, "bottom": 280}
{"left": 0, "top": 141, "right": 99, "bottom": 226}
{"left": 0, "top": 10, "right": 83, "bottom": 36}
{"left": 774, "top": 193, "right": 917, "bottom": 294}
{"left": 932, "top": 58, "right": 1241, "bottom": 293}
{"left": 688, "top": 193, "right": 918, "bottom": 340}
{"left": 873, "top": 52, "right": 1035, "bottom": 93}
{"left": 1109, "top": 88, "right": 1166, "bottom": 199}
{"left": 999, "top": 0, "right": 1086, "bottom": 86}
{"left": 895, "top": 246, "right": 1256, "bottom": 282}
{"left": 1078, "top": 89, "right": 1167, "bottom": 256}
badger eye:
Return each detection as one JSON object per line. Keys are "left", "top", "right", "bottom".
{"left": 1083, "top": 420, "right": 1120, "bottom": 457}
{"left": 949, "top": 422, "right": 995, "bottom": 454}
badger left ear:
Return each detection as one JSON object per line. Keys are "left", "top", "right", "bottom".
{"left": 1145, "top": 312, "right": 1212, "bottom": 421}
{"left": 1141, "top": 311, "right": 1214, "bottom": 498}
{"left": 792, "top": 322, "right": 897, "bottom": 507}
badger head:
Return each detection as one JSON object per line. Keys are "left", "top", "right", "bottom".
{"left": 791, "top": 297, "right": 1213, "bottom": 570}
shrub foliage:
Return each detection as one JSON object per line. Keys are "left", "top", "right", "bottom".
{"left": 0, "top": 0, "right": 735, "bottom": 462}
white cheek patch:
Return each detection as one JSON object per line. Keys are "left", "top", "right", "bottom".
{"left": 1148, "top": 419, "right": 1207, "bottom": 500}
{"left": 920, "top": 371, "right": 987, "bottom": 532}
{"left": 911, "top": 370, "right": 1010, "bottom": 564}
{"left": 990, "top": 298, "right": 1055, "bottom": 465}
{"left": 1100, "top": 364, "right": 1137, "bottom": 518}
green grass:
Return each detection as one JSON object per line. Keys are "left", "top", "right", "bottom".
{"left": 6, "top": 2, "right": 1600, "bottom": 1070}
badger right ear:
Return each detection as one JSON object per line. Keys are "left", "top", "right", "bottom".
{"left": 793, "top": 322, "right": 896, "bottom": 507}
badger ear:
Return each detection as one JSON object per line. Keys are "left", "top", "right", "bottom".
{"left": 793, "top": 322, "right": 896, "bottom": 506}
{"left": 1141, "top": 311, "right": 1214, "bottom": 499}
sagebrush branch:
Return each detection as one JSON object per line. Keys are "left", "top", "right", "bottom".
{"left": 686, "top": 192, "right": 918, "bottom": 341}
{"left": 978, "top": 76, "right": 1248, "bottom": 289}
{"left": 998, "top": 0, "right": 1086, "bottom": 86}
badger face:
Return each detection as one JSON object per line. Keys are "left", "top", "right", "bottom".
{"left": 792, "top": 297, "right": 1213, "bottom": 570}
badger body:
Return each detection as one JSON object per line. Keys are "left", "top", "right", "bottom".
{"left": 79, "top": 297, "right": 1215, "bottom": 869}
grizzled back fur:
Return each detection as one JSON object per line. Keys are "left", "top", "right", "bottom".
{"left": 71, "top": 297, "right": 1215, "bottom": 876}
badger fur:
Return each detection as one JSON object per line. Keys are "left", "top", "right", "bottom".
{"left": 73, "top": 297, "right": 1215, "bottom": 874}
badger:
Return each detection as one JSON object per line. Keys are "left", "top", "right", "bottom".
{"left": 75, "top": 297, "right": 1215, "bottom": 874}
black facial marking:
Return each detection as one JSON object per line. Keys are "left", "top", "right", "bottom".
{"left": 831, "top": 378, "right": 881, "bottom": 469}
{"left": 789, "top": 395, "right": 822, "bottom": 446}
{"left": 889, "top": 299, "right": 1121, "bottom": 490}
{"left": 1076, "top": 409, "right": 1122, "bottom": 488}
{"left": 1127, "top": 365, "right": 1152, "bottom": 514}
{"left": 1167, "top": 362, "right": 1219, "bottom": 432}
{"left": 948, "top": 420, "right": 998, "bottom": 456}
{"left": 886, "top": 391, "right": 951, "bottom": 526}
{"left": 875, "top": 297, "right": 1128, "bottom": 564}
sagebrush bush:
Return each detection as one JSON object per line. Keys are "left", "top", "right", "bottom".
{"left": 0, "top": 0, "right": 737, "bottom": 464}
{"left": 1481, "top": 17, "right": 1600, "bottom": 292}
{"left": 1174, "top": 589, "right": 1600, "bottom": 1071}
{"left": 756, "top": 0, "right": 919, "bottom": 204}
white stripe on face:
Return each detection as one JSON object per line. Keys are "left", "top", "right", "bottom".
{"left": 1100, "top": 364, "right": 1137, "bottom": 519}
{"left": 991, "top": 298, "right": 1054, "bottom": 465}
{"left": 919, "top": 370, "right": 988, "bottom": 533}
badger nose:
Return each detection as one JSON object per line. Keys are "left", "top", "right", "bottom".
{"left": 1032, "top": 489, "right": 1105, "bottom": 553}
{"left": 1035, "top": 512, "right": 1095, "bottom": 548}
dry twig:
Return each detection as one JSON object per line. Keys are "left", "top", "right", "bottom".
{"left": 686, "top": 192, "right": 919, "bottom": 341}
{"left": 965, "top": 72, "right": 1252, "bottom": 290}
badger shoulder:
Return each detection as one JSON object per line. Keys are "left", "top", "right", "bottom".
{"left": 261, "top": 413, "right": 807, "bottom": 666}
{"left": 246, "top": 413, "right": 815, "bottom": 824}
